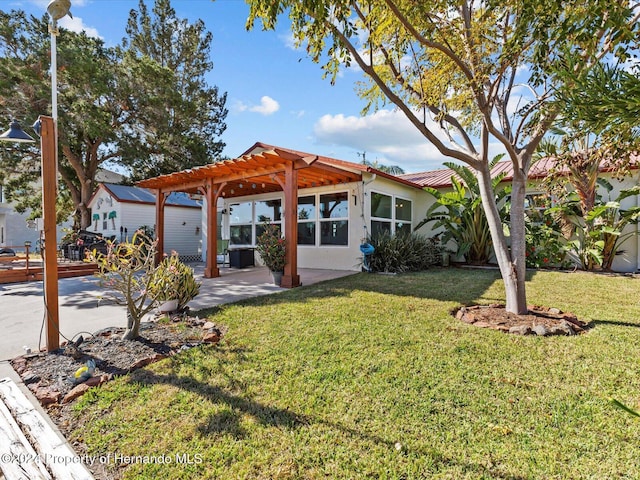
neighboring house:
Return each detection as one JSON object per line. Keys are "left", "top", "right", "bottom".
{"left": 401, "top": 157, "right": 640, "bottom": 273}
{"left": 0, "top": 168, "right": 124, "bottom": 252}
{"left": 88, "top": 183, "right": 202, "bottom": 260}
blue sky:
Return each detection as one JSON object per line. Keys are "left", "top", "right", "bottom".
{"left": 7, "top": 0, "right": 451, "bottom": 173}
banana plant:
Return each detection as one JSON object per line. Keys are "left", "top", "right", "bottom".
{"left": 416, "top": 157, "right": 511, "bottom": 264}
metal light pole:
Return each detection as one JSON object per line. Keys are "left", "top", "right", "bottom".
{"left": 0, "top": 1, "right": 71, "bottom": 352}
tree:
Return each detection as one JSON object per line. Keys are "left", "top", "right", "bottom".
{"left": 0, "top": 0, "right": 228, "bottom": 228}
{"left": 120, "top": 0, "right": 228, "bottom": 179}
{"left": 246, "top": 0, "right": 639, "bottom": 314}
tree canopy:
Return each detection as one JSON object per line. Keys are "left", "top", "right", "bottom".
{"left": 247, "top": 0, "right": 639, "bottom": 313}
{"left": 0, "top": 0, "right": 227, "bottom": 227}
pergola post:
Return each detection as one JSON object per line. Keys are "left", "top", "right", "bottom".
{"left": 204, "top": 179, "right": 220, "bottom": 278}
{"left": 154, "top": 190, "right": 167, "bottom": 264}
{"left": 281, "top": 162, "right": 300, "bottom": 288}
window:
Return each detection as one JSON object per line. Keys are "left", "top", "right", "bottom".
{"left": 319, "top": 192, "right": 349, "bottom": 245}
{"left": 229, "top": 202, "right": 253, "bottom": 245}
{"left": 102, "top": 212, "right": 107, "bottom": 231}
{"left": 370, "top": 192, "right": 412, "bottom": 236}
{"left": 228, "top": 199, "right": 283, "bottom": 246}
{"left": 297, "top": 195, "right": 316, "bottom": 245}
{"left": 255, "top": 199, "right": 282, "bottom": 239}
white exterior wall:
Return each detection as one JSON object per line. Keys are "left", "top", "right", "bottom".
{"left": 89, "top": 189, "right": 202, "bottom": 257}
{"left": 205, "top": 173, "right": 430, "bottom": 271}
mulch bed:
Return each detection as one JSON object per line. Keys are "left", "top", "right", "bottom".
{"left": 455, "top": 304, "right": 589, "bottom": 335}
{"left": 10, "top": 313, "right": 225, "bottom": 408}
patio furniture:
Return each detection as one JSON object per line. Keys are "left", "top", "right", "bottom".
{"left": 228, "top": 247, "right": 255, "bottom": 269}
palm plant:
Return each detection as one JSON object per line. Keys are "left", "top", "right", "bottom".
{"left": 416, "top": 158, "right": 511, "bottom": 264}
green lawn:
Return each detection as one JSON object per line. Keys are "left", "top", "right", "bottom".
{"left": 72, "top": 269, "right": 640, "bottom": 479}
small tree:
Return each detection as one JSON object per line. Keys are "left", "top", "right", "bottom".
{"left": 89, "top": 232, "right": 162, "bottom": 340}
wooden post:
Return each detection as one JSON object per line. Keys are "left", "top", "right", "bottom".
{"left": 39, "top": 116, "right": 59, "bottom": 351}
{"left": 281, "top": 162, "right": 300, "bottom": 288}
{"left": 154, "top": 191, "right": 167, "bottom": 264}
{"left": 204, "top": 180, "right": 220, "bottom": 278}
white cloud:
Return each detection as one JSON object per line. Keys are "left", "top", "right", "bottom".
{"left": 313, "top": 109, "right": 449, "bottom": 172}
{"left": 234, "top": 96, "right": 280, "bottom": 116}
{"left": 59, "top": 16, "right": 100, "bottom": 38}
{"left": 313, "top": 109, "right": 509, "bottom": 172}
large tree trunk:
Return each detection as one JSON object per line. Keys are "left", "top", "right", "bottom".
{"left": 476, "top": 165, "right": 528, "bottom": 314}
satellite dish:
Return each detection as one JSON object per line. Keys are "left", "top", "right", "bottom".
{"left": 47, "top": 0, "right": 72, "bottom": 21}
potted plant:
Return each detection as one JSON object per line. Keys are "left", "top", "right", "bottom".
{"left": 152, "top": 252, "right": 201, "bottom": 312}
{"left": 255, "top": 223, "right": 286, "bottom": 285}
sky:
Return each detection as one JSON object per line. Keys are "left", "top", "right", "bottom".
{"left": 6, "top": 0, "right": 458, "bottom": 174}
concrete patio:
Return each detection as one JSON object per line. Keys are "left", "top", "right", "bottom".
{"left": 0, "top": 265, "right": 356, "bottom": 361}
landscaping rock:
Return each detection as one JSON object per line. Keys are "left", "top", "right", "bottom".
{"left": 62, "top": 383, "right": 90, "bottom": 403}
{"left": 32, "top": 385, "right": 61, "bottom": 405}
{"left": 454, "top": 304, "right": 587, "bottom": 337}
{"left": 532, "top": 325, "right": 548, "bottom": 336}
{"left": 509, "top": 325, "right": 532, "bottom": 335}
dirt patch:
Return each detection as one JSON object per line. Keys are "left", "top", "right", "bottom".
{"left": 455, "top": 304, "right": 588, "bottom": 335}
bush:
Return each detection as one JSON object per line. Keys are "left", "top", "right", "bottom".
{"left": 367, "top": 231, "right": 442, "bottom": 273}
{"left": 153, "top": 253, "right": 201, "bottom": 310}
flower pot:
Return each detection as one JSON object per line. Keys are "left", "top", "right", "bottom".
{"left": 157, "top": 299, "right": 179, "bottom": 313}
{"left": 271, "top": 270, "right": 283, "bottom": 286}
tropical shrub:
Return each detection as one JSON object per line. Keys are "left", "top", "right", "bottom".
{"left": 367, "top": 231, "right": 442, "bottom": 273}
{"left": 552, "top": 182, "right": 640, "bottom": 270}
{"left": 416, "top": 158, "right": 511, "bottom": 264}
{"left": 153, "top": 252, "right": 201, "bottom": 310}
{"left": 524, "top": 210, "right": 571, "bottom": 269}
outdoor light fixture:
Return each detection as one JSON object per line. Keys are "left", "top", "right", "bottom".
{"left": 47, "top": 0, "right": 72, "bottom": 21}
{"left": 0, "top": 120, "right": 36, "bottom": 143}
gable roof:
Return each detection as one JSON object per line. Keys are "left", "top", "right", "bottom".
{"left": 92, "top": 183, "right": 201, "bottom": 208}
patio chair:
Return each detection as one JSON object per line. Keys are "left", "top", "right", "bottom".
{"left": 217, "top": 239, "right": 229, "bottom": 267}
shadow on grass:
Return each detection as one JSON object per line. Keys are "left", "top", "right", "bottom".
{"left": 195, "top": 268, "right": 538, "bottom": 314}
{"left": 127, "top": 364, "right": 526, "bottom": 480}
{"left": 591, "top": 318, "right": 640, "bottom": 328}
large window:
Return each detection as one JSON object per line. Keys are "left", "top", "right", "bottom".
{"left": 370, "top": 192, "right": 412, "bottom": 236}
{"left": 296, "top": 192, "right": 349, "bottom": 246}
{"left": 229, "top": 199, "right": 282, "bottom": 246}
{"left": 320, "top": 192, "right": 349, "bottom": 245}
{"left": 297, "top": 195, "right": 316, "bottom": 245}
{"left": 229, "top": 202, "right": 253, "bottom": 245}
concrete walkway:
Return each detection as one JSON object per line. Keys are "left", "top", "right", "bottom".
{"left": 0, "top": 265, "right": 355, "bottom": 361}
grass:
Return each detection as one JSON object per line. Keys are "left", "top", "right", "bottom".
{"left": 71, "top": 268, "right": 640, "bottom": 479}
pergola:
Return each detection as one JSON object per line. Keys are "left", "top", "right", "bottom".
{"left": 137, "top": 143, "right": 363, "bottom": 288}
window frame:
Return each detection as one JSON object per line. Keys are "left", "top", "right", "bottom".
{"left": 369, "top": 191, "right": 412, "bottom": 236}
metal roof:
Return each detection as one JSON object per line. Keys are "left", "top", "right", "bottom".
{"left": 99, "top": 183, "right": 201, "bottom": 208}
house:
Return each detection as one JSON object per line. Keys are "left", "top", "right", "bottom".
{"left": 401, "top": 157, "right": 640, "bottom": 273}
{"left": 87, "top": 183, "right": 203, "bottom": 260}
{"left": 137, "top": 142, "right": 640, "bottom": 281}
{"left": 137, "top": 142, "right": 436, "bottom": 286}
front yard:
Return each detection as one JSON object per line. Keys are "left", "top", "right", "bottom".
{"left": 70, "top": 268, "right": 640, "bottom": 479}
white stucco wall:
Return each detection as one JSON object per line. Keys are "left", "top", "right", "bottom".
{"left": 198, "top": 173, "right": 432, "bottom": 271}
